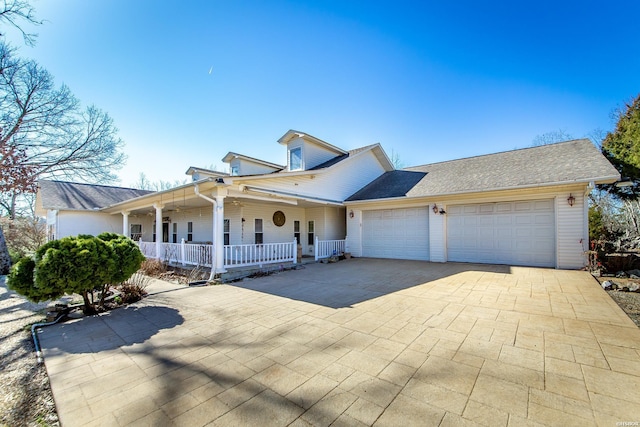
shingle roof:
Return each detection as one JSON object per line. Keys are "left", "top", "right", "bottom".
{"left": 347, "top": 139, "right": 620, "bottom": 201}
{"left": 38, "top": 180, "right": 153, "bottom": 210}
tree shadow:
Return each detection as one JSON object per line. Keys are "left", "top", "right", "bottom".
{"left": 229, "top": 258, "right": 512, "bottom": 308}
{"left": 38, "top": 305, "right": 184, "bottom": 356}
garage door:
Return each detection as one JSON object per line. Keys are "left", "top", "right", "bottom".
{"left": 447, "top": 200, "right": 555, "bottom": 267}
{"left": 362, "top": 207, "right": 429, "bottom": 260}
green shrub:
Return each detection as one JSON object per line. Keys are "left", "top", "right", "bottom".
{"left": 8, "top": 234, "right": 146, "bottom": 314}
{"left": 7, "top": 257, "right": 41, "bottom": 300}
{"left": 97, "top": 232, "right": 145, "bottom": 284}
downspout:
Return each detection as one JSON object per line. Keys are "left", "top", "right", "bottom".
{"left": 32, "top": 314, "right": 65, "bottom": 363}
{"left": 194, "top": 184, "right": 218, "bottom": 281}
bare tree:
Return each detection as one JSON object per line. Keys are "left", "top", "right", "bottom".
{"left": 131, "top": 172, "right": 187, "bottom": 192}
{"left": 531, "top": 129, "right": 574, "bottom": 146}
{"left": 0, "top": 0, "right": 42, "bottom": 46}
{"left": 0, "top": 43, "right": 126, "bottom": 218}
{"left": 390, "top": 149, "right": 404, "bottom": 169}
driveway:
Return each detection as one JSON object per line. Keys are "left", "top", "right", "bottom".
{"left": 39, "top": 259, "right": 640, "bottom": 426}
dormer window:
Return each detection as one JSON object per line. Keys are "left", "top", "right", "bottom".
{"left": 230, "top": 165, "right": 239, "bottom": 176}
{"left": 290, "top": 147, "right": 302, "bottom": 171}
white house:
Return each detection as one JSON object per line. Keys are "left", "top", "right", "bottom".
{"left": 35, "top": 129, "right": 620, "bottom": 273}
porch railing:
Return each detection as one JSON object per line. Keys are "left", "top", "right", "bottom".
{"left": 224, "top": 239, "right": 297, "bottom": 268}
{"left": 315, "top": 237, "right": 346, "bottom": 261}
{"left": 138, "top": 239, "right": 296, "bottom": 269}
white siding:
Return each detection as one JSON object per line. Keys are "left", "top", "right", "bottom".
{"left": 237, "top": 203, "right": 306, "bottom": 246}
{"left": 248, "top": 150, "right": 386, "bottom": 202}
{"left": 302, "top": 139, "right": 341, "bottom": 170}
{"left": 57, "top": 211, "right": 122, "bottom": 238}
{"left": 556, "top": 193, "right": 587, "bottom": 269}
{"left": 323, "top": 206, "right": 346, "bottom": 240}
{"left": 345, "top": 209, "right": 362, "bottom": 256}
{"left": 235, "top": 159, "right": 280, "bottom": 175}
{"left": 429, "top": 204, "right": 446, "bottom": 262}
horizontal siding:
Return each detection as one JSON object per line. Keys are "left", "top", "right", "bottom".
{"left": 303, "top": 139, "right": 341, "bottom": 170}
{"left": 429, "top": 205, "right": 446, "bottom": 262}
{"left": 245, "top": 150, "right": 386, "bottom": 202}
{"left": 57, "top": 211, "right": 122, "bottom": 238}
{"left": 556, "top": 193, "right": 587, "bottom": 269}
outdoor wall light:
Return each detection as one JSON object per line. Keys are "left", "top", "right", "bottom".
{"left": 432, "top": 204, "right": 439, "bottom": 214}
{"left": 567, "top": 194, "right": 575, "bottom": 207}
{"left": 349, "top": 210, "right": 354, "bottom": 218}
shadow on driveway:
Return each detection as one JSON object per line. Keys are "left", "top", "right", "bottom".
{"left": 229, "top": 258, "right": 513, "bottom": 309}
{"left": 39, "top": 305, "right": 184, "bottom": 355}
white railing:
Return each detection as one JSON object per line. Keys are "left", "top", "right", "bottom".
{"left": 138, "top": 240, "right": 156, "bottom": 258}
{"left": 315, "top": 237, "right": 346, "bottom": 261}
{"left": 224, "top": 239, "right": 297, "bottom": 268}
{"left": 138, "top": 239, "right": 296, "bottom": 269}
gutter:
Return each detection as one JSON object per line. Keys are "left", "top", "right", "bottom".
{"left": 193, "top": 184, "right": 218, "bottom": 281}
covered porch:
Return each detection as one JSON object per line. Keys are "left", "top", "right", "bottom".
{"left": 102, "top": 178, "right": 348, "bottom": 275}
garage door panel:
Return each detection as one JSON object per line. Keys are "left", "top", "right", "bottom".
{"left": 362, "top": 207, "right": 429, "bottom": 261}
{"left": 447, "top": 199, "right": 555, "bottom": 267}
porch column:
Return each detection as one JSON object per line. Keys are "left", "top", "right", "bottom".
{"left": 154, "top": 203, "right": 164, "bottom": 260}
{"left": 121, "top": 211, "right": 129, "bottom": 237}
{"left": 214, "top": 195, "right": 226, "bottom": 273}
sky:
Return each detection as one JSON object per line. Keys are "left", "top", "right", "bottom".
{"left": 3, "top": 0, "right": 639, "bottom": 187}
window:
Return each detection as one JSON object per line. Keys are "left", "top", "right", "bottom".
{"left": 255, "top": 219, "right": 263, "bottom": 244}
{"left": 187, "top": 221, "right": 193, "bottom": 241}
{"left": 230, "top": 165, "right": 239, "bottom": 176}
{"left": 308, "top": 220, "right": 314, "bottom": 245}
{"left": 224, "top": 219, "right": 230, "bottom": 245}
{"left": 130, "top": 224, "right": 142, "bottom": 241}
{"left": 172, "top": 223, "right": 178, "bottom": 243}
{"left": 289, "top": 147, "right": 302, "bottom": 170}
{"left": 294, "top": 220, "right": 300, "bottom": 244}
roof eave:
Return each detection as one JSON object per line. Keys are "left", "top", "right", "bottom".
{"left": 346, "top": 175, "right": 621, "bottom": 204}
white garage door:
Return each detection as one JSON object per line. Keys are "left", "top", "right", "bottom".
{"left": 447, "top": 200, "right": 555, "bottom": 267}
{"left": 362, "top": 207, "right": 429, "bottom": 260}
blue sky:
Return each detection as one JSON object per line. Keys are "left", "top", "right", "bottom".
{"left": 4, "top": 0, "right": 639, "bottom": 186}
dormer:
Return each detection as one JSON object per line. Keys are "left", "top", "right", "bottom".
{"left": 278, "top": 130, "right": 348, "bottom": 171}
{"left": 185, "top": 167, "right": 228, "bottom": 182}
{"left": 221, "top": 152, "right": 283, "bottom": 176}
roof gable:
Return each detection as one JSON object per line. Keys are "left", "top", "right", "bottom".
{"left": 277, "top": 130, "right": 347, "bottom": 155}
{"left": 221, "top": 152, "right": 284, "bottom": 170}
{"left": 38, "top": 180, "right": 153, "bottom": 210}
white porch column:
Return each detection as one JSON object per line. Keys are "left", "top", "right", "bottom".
{"left": 121, "top": 211, "right": 130, "bottom": 237}
{"left": 154, "top": 203, "right": 164, "bottom": 260}
{"left": 214, "top": 195, "right": 226, "bottom": 273}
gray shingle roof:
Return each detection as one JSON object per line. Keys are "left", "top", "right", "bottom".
{"left": 308, "top": 144, "right": 380, "bottom": 171}
{"left": 38, "top": 180, "right": 153, "bottom": 210}
{"left": 347, "top": 139, "right": 620, "bottom": 201}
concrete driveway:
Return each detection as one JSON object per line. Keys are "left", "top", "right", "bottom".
{"left": 39, "top": 259, "right": 640, "bottom": 426}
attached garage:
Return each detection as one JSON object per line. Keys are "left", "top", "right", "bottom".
{"left": 362, "top": 207, "right": 429, "bottom": 260}
{"left": 447, "top": 200, "right": 555, "bottom": 267}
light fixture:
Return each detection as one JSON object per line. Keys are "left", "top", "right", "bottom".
{"left": 349, "top": 210, "right": 354, "bottom": 219}
{"left": 567, "top": 194, "right": 575, "bottom": 207}
{"left": 432, "top": 204, "right": 439, "bottom": 214}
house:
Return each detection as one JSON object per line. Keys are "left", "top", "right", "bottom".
{"left": 35, "top": 130, "right": 620, "bottom": 273}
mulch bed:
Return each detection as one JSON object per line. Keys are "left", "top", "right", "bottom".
{"left": 0, "top": 277, "right": 59, "bottom": 427}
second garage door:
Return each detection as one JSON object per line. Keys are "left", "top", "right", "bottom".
{"left": 362, "top": 207, "right": 429, "bottom": 260}
{"left": 447, "top": 200, "right": 555, "bottom": 267}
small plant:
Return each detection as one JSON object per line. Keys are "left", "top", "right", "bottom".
{"left": 119, "top": 272, "right": 150, "bottom": 304}
{"left": 139, "top": 258, "right": 166, "bottom": 276}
